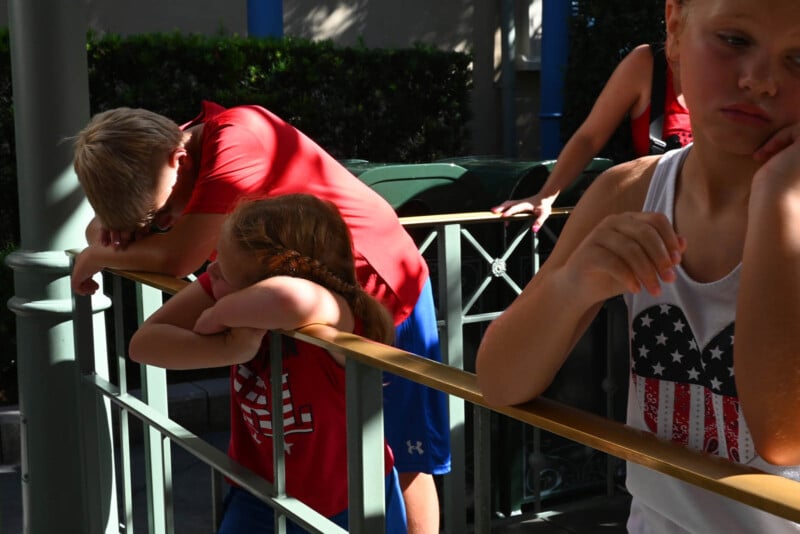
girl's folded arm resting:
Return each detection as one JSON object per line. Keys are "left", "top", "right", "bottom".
{"left": 129, "top": 281, "right": 265, "bottom": 369}
{"left": 195, "top": 276, "right": 346, "bottom": 335}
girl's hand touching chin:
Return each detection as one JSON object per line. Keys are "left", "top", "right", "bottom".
{"left": 752, "top": 124, "right": 800, "bottom": 191}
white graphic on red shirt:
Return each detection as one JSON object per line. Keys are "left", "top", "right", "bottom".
{"left": 233, "top": 364, "right": 314, "bottom": 446}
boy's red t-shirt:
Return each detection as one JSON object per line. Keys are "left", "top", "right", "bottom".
{"left": 181, "top": 101, "right": 427, "bottom": 325}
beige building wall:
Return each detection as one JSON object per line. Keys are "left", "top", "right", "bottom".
{"left": 0, "top": 0, "right": 544, "bottom": 158}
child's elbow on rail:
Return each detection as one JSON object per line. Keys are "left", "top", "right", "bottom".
{"left": 476, "top": 353, "right": 545, "bottom": 408}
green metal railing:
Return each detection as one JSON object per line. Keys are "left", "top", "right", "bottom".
{"left": 69, "top": 210, "right": 560, "bottom": 533}
{"left": 69, "top": 210, "right": 800, "bottom": 533}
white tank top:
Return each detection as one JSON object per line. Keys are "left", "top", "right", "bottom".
{"left": 623, "top": 145, "right": 800, "bottom": 533}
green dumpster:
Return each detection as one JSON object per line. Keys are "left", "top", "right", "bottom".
{"left": 340, "top": 157, "right": 614, "bottom": 215}
{"left": 436, "top": 156, "right": 614, "bottom": 209}
{"left": 340, "top": 161, "right": 490, "bottom": 216}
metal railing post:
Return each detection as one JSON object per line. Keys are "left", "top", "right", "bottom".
{"left": 136, "top": 283, "right": 174, "bottom": 534}
{"left": 346, "top": 356, "right": 387, "bottom": 534}
{"left": 71, "top": 271, "right": 116, "bottom": 534}
{"left": 439, "top": 222, "right": 467, "bottom": 533}
{"left": 269, "top": 333, "right": 288, "bottom": 534}
{"left": 472, "top": 405, "right": 492, "bottom": 533}
{"left": 111, "top": 276, "right": 135, "bottom": 532}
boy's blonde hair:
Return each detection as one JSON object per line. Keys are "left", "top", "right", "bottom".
{"left": 73, "top": 107, "right": 184, "bottom": 230}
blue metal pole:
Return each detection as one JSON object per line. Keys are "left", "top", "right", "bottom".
{"left": 500, "top": 0, "right": 517, "bottom": 158}
{"left": 247, "top": 0, "right": 284, "bottom": 38}
{"left": 539, "top": 0, "right": 571, "bottom": 159}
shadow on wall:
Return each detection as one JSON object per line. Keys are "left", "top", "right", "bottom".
{"left": 284, "top": 0, "right": 475, "bottom": 50}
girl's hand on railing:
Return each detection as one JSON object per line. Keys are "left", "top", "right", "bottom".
{"left": 194, "top": 306, "right": 226, "bottom": 335}
{"left": 222, "top": 326, "right": 268, "bottom": 363}
{"left": 491, "top": 192, "right": 556, "bottom": 233}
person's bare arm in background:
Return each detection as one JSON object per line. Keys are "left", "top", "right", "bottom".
{"left": 492, "top": 44, "right": 655, "bottom": 232}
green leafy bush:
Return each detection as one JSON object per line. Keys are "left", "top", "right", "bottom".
{"left": 0, "top": 30, "right": 472, "bottom": 248}
{"left": 86, "top": 32, "right": 473, "bottom": 162}
{"left": 0, "top": 32, "right": 14, "bottom": 249}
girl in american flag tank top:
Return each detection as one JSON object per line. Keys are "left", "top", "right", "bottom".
{"left": 477, "top": 0, "right": 800, "bottom": 531}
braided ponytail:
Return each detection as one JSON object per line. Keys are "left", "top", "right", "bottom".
{"left": 226, "top": 194, "right": 395, "bottom": 345}
{"left": 348, "top": 290, "right": 395, "bottom": 345}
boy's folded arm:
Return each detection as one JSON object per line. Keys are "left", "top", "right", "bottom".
{"left": 142, "top": 213, "right": 226, "bottom": 276}
{"left": 70, "top": 243, "right": 171, "bottom": 295}
{"left": 74, "top": 213, "right": 226, "bottom": 281}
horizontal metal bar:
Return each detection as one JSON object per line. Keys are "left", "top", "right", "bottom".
{"left": 82, "top": 374, "right": 347, "bottom": 534}
{"left": 398, "top": 208, "right": 571, "bottom": 228}
{"left": 284, "top": 324, "right": 800, "bottom": 525}
{"left": 97, "top": 207, "right": 800, "bottom": 526}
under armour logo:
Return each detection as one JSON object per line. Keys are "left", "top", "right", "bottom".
{"left": 406, "top": 440, "right": 425, "bottom": 455}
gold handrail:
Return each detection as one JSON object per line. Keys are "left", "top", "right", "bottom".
{"left": 105, "top": 263, "right": 800, "bottom": 524}
{"left": 290, "top": 323, "right": 800, "bottom": 524}
{"left": 397, "top": 208, "right": 572, "bottom": 227}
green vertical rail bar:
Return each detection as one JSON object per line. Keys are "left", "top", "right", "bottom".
{"left": 211, "top": 468, "right": 225, "bottom": 531}
{"left": 112, "top": 276, "right": 135, "bottom": 532}
{"left": 270, "top": 333, "right": 288, "bottom": 534}
{"left": 346, "top": 357, "right": 387, "bottom": 534}
{"left": 70, "top": 266, "right": 116, "bottom": 534}
{"left": 136, "top": 283, "right": 174, "bottom": 534}
{"left": 473, "top": 405, "right": 492, "bottom": 533}
{"left": 439, "top": 222, "right": 467, "bottom": 534}
{"left": 6, "top": 0, "right": 94, "bottom": 531}
{"left": 160, "top": 433, "right": 175, "bottom": 532}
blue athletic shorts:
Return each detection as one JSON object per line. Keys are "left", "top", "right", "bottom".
{"left": 217, "top": 467, "right": 407, "bottom": 534}
{"left": 385, "top": 278, "right": 452, "bottom": 475}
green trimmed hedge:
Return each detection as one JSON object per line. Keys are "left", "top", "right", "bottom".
{"left": 0, "top": 243, "right": 16, "bottom": 406}
{"left": 87, "top": 32, "right": 473, "bottom": 163}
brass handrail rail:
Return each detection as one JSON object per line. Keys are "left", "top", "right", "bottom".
{"left": 106, "top": 266, "right": 800, "bottom": 524}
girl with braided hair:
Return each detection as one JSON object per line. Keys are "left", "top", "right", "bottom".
{"left": 130, "top": 193, "right": 407, "bottom": 533}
